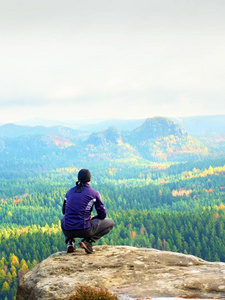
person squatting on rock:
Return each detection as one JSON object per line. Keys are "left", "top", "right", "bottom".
{"left": 61, "top": 169, "right": 114, "bottom": 254}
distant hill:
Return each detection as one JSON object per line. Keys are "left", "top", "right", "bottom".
{"left": 130, "top": 117, "right": 187, "bottom": 142}
{"left": 172, "top": 116, "right": 225, "bottom": 155}
{"left": 77, "top": 117, "right": 210, "bottom": 162}
{"left": 0, "top": 116, "right": 224, "bottom": 169}
{"left": 126, "top": 117, "right": 209, "bottom": 161}
{"left": 86, "top": 126, "right": 122, "bottom": 146}
{"left": 78, "top": 119, "right": 145, "bottom": 131}
{"left": 6, "top": 115, "right": 225, "bottom": 135}
{"left": 0, "top": 123, "right": 84, "bottom": 138}
{"left": 57, "top": 115, "right": 225, "bottom": 134}
{"left": 16, "top": 117, "right": 145, "bottom": 131}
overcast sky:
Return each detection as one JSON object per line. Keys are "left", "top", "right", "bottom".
{"left": 0, "top": 0, "right": 225, "bottom": 124}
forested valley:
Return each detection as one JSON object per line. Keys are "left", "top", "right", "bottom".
{"left": 0, "top": 117, "right": 225, "bottom": 299}
{"left": 0, "top": 157, "right": 225, "bottom": 299}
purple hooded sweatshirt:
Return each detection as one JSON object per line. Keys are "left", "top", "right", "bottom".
{"left": 61, "top": 184, "right": 106, "bottom": 230}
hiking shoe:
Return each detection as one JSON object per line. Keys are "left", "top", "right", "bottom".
{"left": 67, "top": 240, "right": 75, "bottom": 253}
{"left": 78, "top": 240, "right": 95, "bottom": 254}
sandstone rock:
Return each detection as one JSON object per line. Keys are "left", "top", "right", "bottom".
{"left": 16, "top": 246, "right": 225, "bottom": 300}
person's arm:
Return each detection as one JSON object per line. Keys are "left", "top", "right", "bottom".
{"left": 62, "top": 196, "right": 67, "bottom": 215}
{"left": 95, "top": 192, "right": 106, "bottom": 219}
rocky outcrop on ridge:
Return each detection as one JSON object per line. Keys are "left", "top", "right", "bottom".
{"left": 16, "top": 246, "right": 225, "bottom": 300}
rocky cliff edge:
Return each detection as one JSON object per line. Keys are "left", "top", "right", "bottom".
{"left": 16, "top": 246, "right": 225, "bottom": 300}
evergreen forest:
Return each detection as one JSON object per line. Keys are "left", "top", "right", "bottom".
{"left": 0, "top": 117, "right": 225, "bottom": 299}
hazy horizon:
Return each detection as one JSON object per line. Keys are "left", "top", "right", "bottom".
{"left": 0, "top": 114, "right": 224, "bottom": 130}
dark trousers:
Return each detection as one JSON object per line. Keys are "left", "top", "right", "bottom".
{"left": 62, "top": 217, "right": 114, "bottom": 244}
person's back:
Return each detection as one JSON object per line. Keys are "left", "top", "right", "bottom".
{"left": 62, "top": 183, "right": 106, "bottom": 230}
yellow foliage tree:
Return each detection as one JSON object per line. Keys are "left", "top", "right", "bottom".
{"left": 1, "top": 281, "right": 10, "bottom": 293}
{"left": 219, "top": 203, "right": 225, "bottom": 211}
{"left": 0, "top": 269, "right": 6, "bottom": 281}
{"left": 208, "top": 166, "right": 214, "bottom": 175}
{"left": 10, "top": 254, "right": 20, "bottom": 268}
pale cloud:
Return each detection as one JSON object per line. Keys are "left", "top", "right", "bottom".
{"left": 0, "top": 0, "right": 224, "bottom": 123}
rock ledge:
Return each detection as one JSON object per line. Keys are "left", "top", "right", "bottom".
{"left": 16, "top": 246, "right": 225, "bottom": 300}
